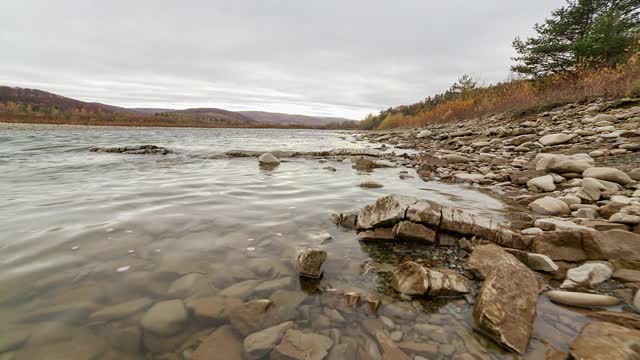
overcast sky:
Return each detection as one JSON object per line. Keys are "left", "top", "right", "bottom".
{"left": 0, "top": 1, "right": 564, "bottom": 119}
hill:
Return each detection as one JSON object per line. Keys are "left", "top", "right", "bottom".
{"left": 238, "top": 111, "right": 354, "bottom": 126}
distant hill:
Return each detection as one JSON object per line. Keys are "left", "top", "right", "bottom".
{"left": 238, "top": 111, "right": 354, "bottom": 126}
{"left": 0, "top": 85, "right": 357, "bottom": 129}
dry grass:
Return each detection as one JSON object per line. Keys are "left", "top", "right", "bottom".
{"left": 376, "top": 53, "right": 640, "bottom": 129}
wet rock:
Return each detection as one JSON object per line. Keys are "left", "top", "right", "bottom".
{"left": 220, "top": 279, "right": 261, "bottom": 299}
{"left": 140, "top": 300, "right": 188, "bottom": 336}
{"left": 89, "top": 298, "right": 153, "bottom": 322}
{"left": 392, "top": 221, "right": 436, "bottom": 243}
{"left": 167, "top": 273, "right": 213, "bottom": 298}
{"left": 560, "top": 262, "right": 613, "bottom": 289}
{"left": 0, "top": 328, "right": 30, "bottom": 353}
{"left": 529, "top": 197, "right": 571, "bottom": 215}
{"left": 332, "top": 212, "right": 358, "bottom": 229}
{"left": 527, "top": 253, "right": 559, "bottom": 272}
{"left": 271, "top": 329, "right": 334, "bottom": 360}
{"left": 244, "top": 321, "right": 294, "bottom": 360}
{"left": 229, "top": 299, "right": 292, "bottom": 336}
{"left": 296, "top": 248, "right": 327, "bottom": 279}
{"left": 258, "top": 152, "right": 281, "bottom": 165}
{"left": 528, "top": 175, "right": 557, "bottom": 192}
{"left": 473, "top": 246, "right": 538, "bottom": 354}
{"left": 357, "top": 227, "right": 394, "bottom": 240}
{"left": 359, "top": 181, "right": 384, "bottom": 189}
{"left": 390, "top": 261, "right": 429, "bottom": 295}
{"left": 187, "top": 295, "right": 241, "bottom": 323}
{"left": 539, "top": 134, "right": 577, "bottom": 146}
{"left": 192, "top": 325, "right": 243, "bottom": 360}
{"left": 583, "top": 229, "right": 640, "bottom": 261}
{"left": 90, "top": 145, "right": 172, "bottom": 155}
{"left": 546, "top": 290, "right": 619, "bottom": 307}
{"left": 357, "top": 194, "right": 417, "bottom": 230}
{"left": 427, "top": 269, "right": 471, "bottom": 296}
{"left": 570, "top": 322, "right": 640, "bottom": 359}
{"left": 583, "top": 167, "right": 634, "bottom": 185}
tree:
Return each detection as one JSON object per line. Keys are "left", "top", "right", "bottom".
{"left": 448, "top": 74, "right": 478, "bottom": 94}
{"left": 512, "top": 0, "right": 640, "bottom": 77}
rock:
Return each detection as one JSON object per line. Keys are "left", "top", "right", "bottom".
{"left": 271, "top": 329, "right": 334, "bottom": 360}
{"left": 167, "top": 273, "right": 212, "bottom": 298}
{"left": 528, "top": 175, "right": 557, "bottom": 192}
{"left": 635, "top": 289, "right": 640, "bottom": 311}
{"left": 296, "top": 248, "right": 327, "bottom": 279}
{"left": 90, "top": 298, "right": 153, "bottom": 322}
{"left": 390, "top": 261, "right": 429, "bottom": 295}
{"left": 140, "top": 300, "right": 188, "bottom": 336}
{"left": 332, "top": 212, "right": 358, "bottom": 229}
{"left": 533, "top": 231, "right": 589, "bottom": 261}
{"left": 220, "top": 279, "right": 261, "bottom": 299}
{"left": 534, "top": 153, "right": 594, "bottom": 173}
{"left": 258, "top": 152, "right": 280, "bottom": 165}
{"left": 427, "top": 269, "right": 471, "bottom": 296}
{"left": 583, "top": 167, "right": 634, "bottom": 185}
{"left": 561, "top": 262, "right": 613, "bottom": 289}
{"left": 417, "top": 130, "right": 432, "bottom": 138}
{"left": 583, "top": 229, "right": 640, "bottom": 261}
{"left": 546, "top": 290, "right": 619, "bottom": 307}
{"left": 527, "top": 253, "right": 559, "bottom": 272}
{"left": 357, "top": 227, "right": 394, "bottom": 240}
{"left": 359, "top": 181, "right": 384, "bottom": 189}
{"left": 468, "top": 244, "right": 517, "bottom": 279}
{"left": 538, "top": 133, "right": 577, "bottom": 146}
{"left": 187, "top": 295, "right": 239, "bottom": 323}
{"left": 90, "top": 145, "right": 172, "bottom": 155}
{"left": 0, "top": 328, "right": 30, "bottom": 353}
{"left": 570, "top": 322, "right": 640, "bottom": 359}
{"left": 192, "top": 325, "right": 243, "bottom": 360}
{"left": 441, "top": 154, "right": 468, "bottom": 164}
{"left": 244, "top": 321, "right": 294, "bottom": 360}
{"left": 522, "top": 227, "right": 544, "bottom": 235}
{"left": 356, "top": 194, "right": 416, "bottom": 230}
{"left": 473, "top": 246, "right": 538, "bottom": 354}
{"left": 575, "top": 208, "right": 598, "bottom": 218}
{"left": 588, "top": 311, "right": 640, "bottom": 330}
{"left": 610, "top": 213, "right": 640, "bottom": 224}
{"left": 613, "top": 268, "right": 640, "bottom": 283}
{"left": 229, "top": 299, "right": 291, "bottom": 336}
{"left": 392, "top": 221, "right": 436, "bottom": 243}
{"left": 454, "top": 173, "right": 485, "bottom": 181}
{"left": 529, "top": 197, "right": 571, "bottom": 215}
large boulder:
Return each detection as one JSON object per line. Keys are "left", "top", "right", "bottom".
{"left": 295, "top": 248, "right": 327, "bottom": 279}
{"left": 583, "top": 167, "right": 634, "bottom": 185}
{"left": 473, "top": 246, "right": 539, "bottom": 354}
{"left": 140, "top": 300, "right": 188, "bottom": 337}
{"left": 529, "top": 197, "right": 571, "bottom": 215}
{"left": 357, "top": 194, "right": 417, "bottom": 230}
{"left": 570, "top": 322, "right": 640, "bottom": 360}
{"left": 468, "top": 244, "right": 517, "bottom": 279}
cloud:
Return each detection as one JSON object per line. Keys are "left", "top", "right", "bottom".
{"left": 0, "top": 0, "right": 564, "bottom": 119}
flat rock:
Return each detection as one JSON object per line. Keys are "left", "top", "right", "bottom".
{"left": 167, "top": 273, "right": 212, "bottom": 298}
{"left": 570, "top": 322, "right": 640, "bottom": 359}
{"left": 539, "top": 133, "right": 577, "bottom": 146}
{"left": 140, "top": 300, "right": 188, "bottom": 336}
{"left": 468, "top": 244, "right": 520, "bottom": 279}
{"left": 583, "top": 167, "right": 634, "bottom": 185}
{"left": 244, "top": 321, "right": 294, "bottom": 360}
{"left": 528, "top": 175, "right": 556, "bottom": 192}
{"left": 534, "top": 153, "right": 594, "bottom": 174}
{"left": 192, "top": 325, "right": 243, "bottom": 360}
{"left": 546, "top": 290, "right": 619, "bottom": 307}
{"left": 473, "top": 246, "right": 538, "bottom": 354}
{"left": 561, "top": 262, "right": 613, "bottom": 289}
{"left": 390, "top": 261, "right": 429, "bottom": 295}
{"left": 392, "top": 221, "right": 436, "bottom": 243}
{"left": 229, "top": 299, "right": 292, "bottom": 336}
{"left": 90, "top": 298, "right": 153, "bottom": 322}
{"left": 271, "top": 329, "right": 334, "bottom": 360}
{"left": 187, "top": 295, "right": 241, "bottom": 322}
{"left": 583, "top": 229, "right": 640, "bottom": 262}
{"left": 613, "top": 268, "right": 640, "bottom": 283}
{"left": 357, "top": 194, "right": 416, "bottom": 230}
{"left": 527, "top": 253, "right": 559, "bottom": 272}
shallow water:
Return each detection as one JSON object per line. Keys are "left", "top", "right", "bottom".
{"left": 0, "top": 125, "right": 589, "bottom": 359}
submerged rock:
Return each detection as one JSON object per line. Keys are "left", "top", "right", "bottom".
{"left": 357, "top": 194, "right": 417, "bottom": 230}
{"left": 244, "top": 321, "right": 294, "bottom": 360}
{"left": 271, "top": 329, "right": 334, "bottom": 360}
{"left": 296, "top": 248, "right": 327, "bottom": 279}
{"left": 89, "top": 144, "right": 172, "bottom": 155}
{"left": 192, "top": 325, "right": 243, "bottom": 360}
{"left": 473, "top": 246, "right": 538, "bottom": 354}
{"left": 140, "top": 299, "right": 188, "bottom": 336}
{"left": 90, "top": 297, "right": 153, "bottom": 322}
{"left": 570, "top": 322, "right": 640, "bottom": 360}
{"left": 258, "top": 152, "right": 281, "bottom": 165}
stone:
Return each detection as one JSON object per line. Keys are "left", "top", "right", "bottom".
{"left": 392, "top": 221, "right": 436, "bottom": 243}
{"left": 271, "top": 329, "right": 334, "bottom": 360}
{"left": 574, "top": 208, "right": 598, "bottom": 218}
{"left": 417, "top": 130, "right": 432, "bottom": 138}
{"left": 244, "top": 321, "right": 294, "bottom": 360}
{"left": 546, "top": 290, "right": 619, "bottom": 307}
{"left": 527, "top": 253, "right": 559, "bottom": 272}
{"left": 167, "top": 273, "right": 212, "bottom": 298}
{"left": 258, "top": 152, "right": 280, "bottom": 165}
{"left": 359, "top": 181, "right": 384, "bottom": 189}
{"left": 192, "top": 325, "right": 243, "bottom": 360}
{"left": 583, "top": 167, "right": 634, "bottom": 185}
{"left": 140, "top": 300, "right": 188, "bottom": 336}
{"left": 538, "top": 133, "right": 577, "bottom": 146}
{"left": 454, "top": 173, "right": 485, "bottom": 181}
{"left": 533, "top": 231, "right": 589, "bottom": 261}
{"left": 229, "top": 299, "right": 291, "bottom": 336}
{"left": 427, "top": 269, "right": 471, "bottom": 296}
{"left": 589, "top": 311, "right": 640, "bottom": 330}
{"left": 468, "top": 244, "right": 516, "bottom": 279}
{"left": 570, "top": 322, "right": 640, "bottom": 359}
{"left": 390, "top": 261, "right": 429, "bottom": 295}
{"left": 610, "top": 213, "right": 640, "bottom": 224}
{"left": 583, "top": 229, "right": 640, "bottom": 261}
{"left": 357, "top": 194, "right": 416, "bottom": 230}
{"left": 613, "top": 268, "right": 640, "bottom": 283}
{"left": 296, "top": 248, "right": 327, "bottom": 279}
{"left": 522, "top": 227, "right": 543, "bottom": 235}
{"left": 187, "top": 295, "right": 241, "bottom": 323}
{"left": 529, "top": 197, "right": 571, "bottom": 215}
{"left": 561, "top": 262, "right": 613, "bottom": 289}
{"left": 635, "top": 289, "right": 640, "bottom": 311}
{"left": 0, "top": 328, "right": 30, "bottom": 353}
{"left": 441, "top": 154, "right": 468, "bottom": 164}
{"left": 534, "top": 153, "right": 594, "bottom": 173}
{"left": 89, "top": 298, "right": 153, "bottom": 322}
{"left": 220, "top": 279, "right": 261, "bottom": 299}
{"left": 406, "top": 200, "right": 442, "bottom": 226}
{"left": 357, "top": 227, "right": 394, "bottom": 240}
{"left": 473, "top": 246, "right": 538, "bottom": 354}
{"left": 528, "top": 175, "right": 557, "bottom": 192}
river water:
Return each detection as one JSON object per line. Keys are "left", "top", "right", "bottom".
{"left": 0, "top": 125, "right": 589, "bottom": 359}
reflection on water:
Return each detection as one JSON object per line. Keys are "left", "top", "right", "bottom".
{"left": 0, "top": 125, "right": 588, "bottom": 359}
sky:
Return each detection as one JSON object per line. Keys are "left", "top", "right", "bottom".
{"left": 0, "top": 0, "right": 565, "bottom": 119}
